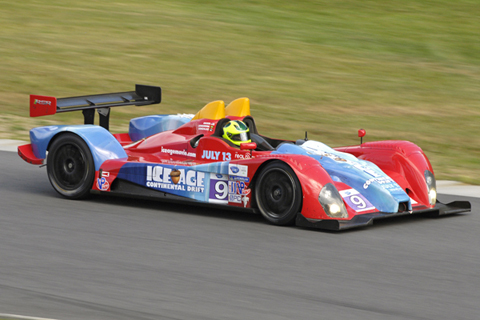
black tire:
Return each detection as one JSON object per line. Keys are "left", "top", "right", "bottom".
{"left": 47, "top": 133, "right": 95, "bottom": 199}
{"left": 255, "top": 161, "right": 302, "bottom": 225}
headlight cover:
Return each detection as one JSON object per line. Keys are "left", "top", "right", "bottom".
{"left": 424, "top": 170, "right": 437, "bottom": 206}
{"left": 319, "top": 183, "right": 348, "bottom": 219}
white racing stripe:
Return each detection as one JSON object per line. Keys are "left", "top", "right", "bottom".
{"left": 0, "top": 314, "right": 58, "bottom": 320}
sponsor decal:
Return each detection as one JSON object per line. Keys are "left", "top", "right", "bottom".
{"left": 198, "top": 122, "right": 215, "bottom": 132}
{"left": 234, "top": 153, "right": 251, "bottom": 159}
{"left": 96, "top": 177, "right": 109, "bottom": 191}
{"left": 160, "top": 159, "right": 199, "bottom": 166}
{"left": 228, "top": 164, "right": 248, "bottom": 177}
{"left": 96, "top": 171, "right": 110, "bottom": 191}
{"left": 34, "top": 99, "right": 52, "bottom": 105}
{"left": 229, "top": 175, "right": 250, "bottom": 183}
{"left": 228, "top": 194, "right": 242, "bottom": 203}
{"left": 228, "top": 181, "right": 250, "bottom": 204}
{"left": 241, "top": 189, "right": 251, "bottom": 208}
{"left": 170, "top": 169, "right": 181, "bottom": 184}
{"left": 363, "top": 177, "right": 402, "bottom": 192}
{"left": 201, "top": 150, "right": 231, "bottom": 161}
{"left": 242, "top": 195, "right": 250, "bottom": 207}
{"left": 339, "top": 189, "right": 375, "bottom": 212}
{"left": 161, "top": 146, "right": 195, "bottom": 158}
{"left": 301, "top": 141, "right": 381, "bottom": 177}
{"left": 146, "top": 165, "right": 205, "bottom": 193}
{"left": 229, "top": 180, "right": 248, "bottom": 194}
{"left": 353, "top": 163, "right": 380, "bottom": 178}
{"left": 209, "top": 173, "right": 228, "bottom": 204}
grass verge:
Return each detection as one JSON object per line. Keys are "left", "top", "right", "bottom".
{"left": 1, "top": 0, "right": 479, "bottom": 183}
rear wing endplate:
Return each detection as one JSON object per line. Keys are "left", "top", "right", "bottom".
{"left": 30, "top": 84, "right": 161, "bottom": 130}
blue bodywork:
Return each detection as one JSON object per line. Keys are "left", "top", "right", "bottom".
{"left": 116, "top": 162, "right": 239, "bottom": 205}
{"left": 272, "top": 140, "right": 411, "bottom": 213}
{"left": 129, "top": 114, "right": 193, "bottom": 141}
{"left": 30, "top": 125, "right": 127, "bottom": 171}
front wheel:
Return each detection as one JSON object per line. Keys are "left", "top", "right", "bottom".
{"left": 255, "top": 161, "right": 302, "bottom": 225}
{"left": 47, "top": 133, "right": 95, "bottom": 199}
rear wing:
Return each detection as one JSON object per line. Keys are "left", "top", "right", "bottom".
{"left": 30, "top": 84, "right": 161, "bottom": 130}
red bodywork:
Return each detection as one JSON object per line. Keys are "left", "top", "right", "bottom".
{"left": 89, "top": 116, "right": 434, "bottom": 222}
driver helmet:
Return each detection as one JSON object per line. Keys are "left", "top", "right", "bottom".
{"left": 222, "top": 120, "right": 251, "bottom": 146}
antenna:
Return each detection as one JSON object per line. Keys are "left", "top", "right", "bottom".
{"left": 358, "top": 129, "right": 366, "bottom": 145}
{"left": 305, "top": 131, "right": 308, "bottom": 141}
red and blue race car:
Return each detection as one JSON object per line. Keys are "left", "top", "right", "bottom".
{"left": 19, "top": 85, "right": 471, "bottom": 230}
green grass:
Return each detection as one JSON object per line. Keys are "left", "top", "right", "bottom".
{"left": 1, "top": 0, "right": 479, "bottom": 183}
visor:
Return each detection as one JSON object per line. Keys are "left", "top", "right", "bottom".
{"left": 231, "top": 132, "right": 251, "bottom": 142}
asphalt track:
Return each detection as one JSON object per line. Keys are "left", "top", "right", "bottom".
{"left": 1, "top": 150, "right": 478, "bottom": 320}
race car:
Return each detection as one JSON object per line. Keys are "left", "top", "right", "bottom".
{"left": 18, "top": 84, "right": 471, "bottom": 230}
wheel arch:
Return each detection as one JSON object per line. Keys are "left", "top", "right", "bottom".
{"left": 250, "top": 157, "right": 333, "bottom": 218}
{"left": 250, "top": 159, "right": 291, "bottom": 209}
{"left": 251, "top": 159, "right": 304, "bottom": 225}
{"left": 338, "top": 141, "right": 434, "bottom": 206}
{"left": 31, "top": 125, "right": 128, "bottom": 171}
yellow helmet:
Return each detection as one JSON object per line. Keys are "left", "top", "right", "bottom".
{"left": 222, "top": 120, "right": 251, "bottom": 146}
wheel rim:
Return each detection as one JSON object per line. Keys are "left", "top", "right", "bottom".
{"left": 52, "top": 143, "right": 87, "bottom": 190}
{"left": 258, "top": 168, "right": 296, "bottom": 219}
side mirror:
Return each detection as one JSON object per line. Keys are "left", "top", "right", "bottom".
{"left": 240, "top": 142, "right": 257, "bottom": 150}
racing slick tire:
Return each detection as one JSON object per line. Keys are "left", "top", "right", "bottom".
{"left": 47, "top": 133, "right": 95, "bottom": 199}
{"left": 255, "top": 161, "right": 302, "bottom": 225}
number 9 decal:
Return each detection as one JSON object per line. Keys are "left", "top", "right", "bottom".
{"left": 339, "top": 189, "right": 375, "bottom": 212}
{"left": 214, "top": 181, "right": 228, "bottom": 200}
{"left": 350, "top": 195, "right": 366, "bottom": 209}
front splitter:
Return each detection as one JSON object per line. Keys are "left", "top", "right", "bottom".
{"left": 295, "top": 200, "right": 472, "bottom": 231}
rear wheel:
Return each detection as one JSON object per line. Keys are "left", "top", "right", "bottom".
{"left": 255, "top": 161, "right": 302, "bottom": 225}
{"left": 47, "top": 133, "right": 95, "bottom": 199}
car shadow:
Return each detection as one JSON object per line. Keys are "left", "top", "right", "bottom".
{"left": 87, "top": 193, "right": 470, "bottom": 233}
{"left": 88, "top": 192, "right": 266, "bottom": 225}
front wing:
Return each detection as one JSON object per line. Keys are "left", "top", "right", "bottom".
{"left": 295, "top": 200, "right": 471, "bottom": 231}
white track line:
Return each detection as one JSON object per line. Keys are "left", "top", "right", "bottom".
{"left": 0, "top": 314, "right": 58, "bottom": 320}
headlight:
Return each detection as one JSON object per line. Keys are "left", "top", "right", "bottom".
{"left": 424, "top": 170, "right": 437, "bottom": 206}
{"left": 319, "top": 183, "right": 348, "bottom": 218}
